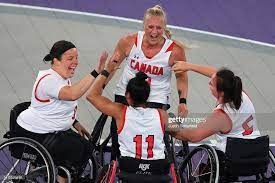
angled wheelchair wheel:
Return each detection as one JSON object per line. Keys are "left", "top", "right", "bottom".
{"left": 264, "top": 149, "right": 275, "bottom": 181}
{"left": 170, "top": 137, "right": 191, "bottom": 183}
{"left": 80, "top": 153, "right": 99, "bottom": 182}
{"left": 179, "top": 144, "right": 219, "bottom": 183}
{"left": 95, "top": 160, "right": 117, "bottom": 183}
{"left": 0, "top": 137, "right": 56, "bottom": 183}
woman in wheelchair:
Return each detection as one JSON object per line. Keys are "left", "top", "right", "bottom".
{"left": 171, "top": 61, "right": 261, "bottom": 178}
{"left": 14, "top": 40, "right": 107, "bottom": 183}
{"left": 87, "top": 59, "right": 177, "bottom": 182}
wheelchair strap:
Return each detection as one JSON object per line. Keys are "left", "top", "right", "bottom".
{"left": 90, "top": 113, "right": 108, "bottom": 145}
{"left": 163, "top": 132, "right": 174, "bottom": 163}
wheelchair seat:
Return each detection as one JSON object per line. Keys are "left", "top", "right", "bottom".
{"left": 3, "top": 101, "right": 30, "bottom": 139}
{"left": 119, "top": 156, "right": 170, "bottom": 175}
{"left": 92, "top": 115, "right": 180, "bottom": 183}
{"left": 96, "top": 157, "right": 173, "bottom": 183}
{"left": 118, "top": 156, "right": 171, "bottom": 182}
{"left": 222, "top": 135, "right": 270, "bottom": 182}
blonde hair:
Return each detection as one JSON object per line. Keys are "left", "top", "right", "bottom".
{"left": 143, "top": 5, "right": 172, "bottom": 39}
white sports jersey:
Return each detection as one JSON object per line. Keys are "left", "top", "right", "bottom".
{"left": 118, "top": 106, "right": 165, "bottom": 160}
{"left": 214, "top": 92, "right": 261, "bottom": 152}
{"left": 115, "top": 31, "right": 174, "bottom": 104}
{"left": 17, "top": 69, "right": 77, "bottom": 133}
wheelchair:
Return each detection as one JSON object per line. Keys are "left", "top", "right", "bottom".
{"left": 0, "top": 102, "right": 81, "bottom": 183}
{"left": 179, "top": 135, "right": 275, "bottom": 183}
{"left": 1, "top": 102, "right": 57, "bottom": 182}
{"left": 89, "top": 113, "right": 189, "bottom": 183}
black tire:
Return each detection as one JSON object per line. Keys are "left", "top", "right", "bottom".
{"left": 179, "top": 144, "right": 219, "bottom": 183}
{"left": 80, "top": 154, "right": 98, "bottom": 181}
{"left": 0, "top": 137, "right": 56, "bottom": 183}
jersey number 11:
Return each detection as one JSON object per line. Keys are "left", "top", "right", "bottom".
{"left": 133, "top": 135, "right": 154, "bottom": 159}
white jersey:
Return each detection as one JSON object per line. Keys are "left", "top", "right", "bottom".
{"left": 214, "top": 92, "right": 261, "bottom": 152}
{"left": 17, "top": 69, "right": 77, "bottom": 133}
{"left": 115, "top": 31, "right": 174, "bottom": 104}
{"left": 118, "top": 106, "right": 165, "bottom": 160}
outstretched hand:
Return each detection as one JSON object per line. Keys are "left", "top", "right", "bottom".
{"left": 105, "top": 54, "right": 120, "bottom": 73}
{"left": 96, "top": 51, "right": 109, "bottom": 73}
{"left": 172, "top": 61, "right": 190, "bottom": 74}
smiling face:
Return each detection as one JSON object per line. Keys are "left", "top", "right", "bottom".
{"left": 53, "top": 48, "right": 78, "bottom": 79}
{"left": 143, "top": 15, "right": 165, "bottom": 46}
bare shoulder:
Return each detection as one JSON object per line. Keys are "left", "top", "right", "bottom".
{"left": 111, "top": 102, "right": 126, "bottom": 119}
{"left": 115, "top": 103, "right": 128, "bottom": 122}
{"left": 119, "top": 32, "right": 137, "bottom": 47}
{"left": 116, "top": 32, "right": 138, "bottom": 56}
{"left": 173, "top": 39, "right": 185, "bottom": 50}
{"left": 173, "top": 40, "right": 185, "bottom": 54}
{"left": 169, "top": 39, "right": 186, "bottom": 63}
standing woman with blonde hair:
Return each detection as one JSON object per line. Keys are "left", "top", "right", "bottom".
{"left": 111, "top": 5, "right": 188, "bottom": 114}
{"left": 102, "top": 5, "right": 189, "bottom": 160}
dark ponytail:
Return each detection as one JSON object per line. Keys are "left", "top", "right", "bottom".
{"left": 232, "top": 76, "right": 242, "bottom": 109}
{"left": 216, "top": 68, "right": 242, "bottom": 110}
{"left": 43, "top": 54, "right": 54, "bottom": 63}
{"left": 126, "top": 72, "right": 150, "bottom": 106}
{"left": 43, "top": 40, "right": 76, "bottom": 64}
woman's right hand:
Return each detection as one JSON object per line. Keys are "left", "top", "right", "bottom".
{"left": 105, "top": 54, "right": 120, "bottom": 73}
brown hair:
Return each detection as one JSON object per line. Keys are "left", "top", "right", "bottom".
{"left": 216, "top": 68, "right": 243, "bottom": 110}
{"left": 43, "top": 40, "right": 76, "bottom": 64}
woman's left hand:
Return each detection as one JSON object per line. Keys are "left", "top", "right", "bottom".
{"left": 178, "top": 103, "right": 188, "bottom": 118}
{"left": 73, "top": 122, "right": 91, "bottom": 139}
{"left": 96, "top": 51, "right": 109, "bottom": 73}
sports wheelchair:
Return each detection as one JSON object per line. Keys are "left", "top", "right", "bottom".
{"left": 2, "top": 102, "right": 275, "bottom": 183}
{"left": 89, "top": 113, "right": 183, "bottom": 183}
{"left": 1, "top": 102, "right": 57, "bottom": 182}
{"left": 0, "top": 102, "right": 94, "bottom": 183}
{"left": 91, "top": 113, "right": 275, "bottom": 183}
{"left": 179, "top": 135, "right": 275, "bottom": 183}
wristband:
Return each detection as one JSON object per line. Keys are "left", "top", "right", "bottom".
{"left": 72, "top": 119, "right": 79, "bottom": 127}
{"left": 179, "top": 98, "right": 187, "bottom": 104}
{"left": 101, "top": 70, "right": 110, "bottom": 78}
{"left": 90, "top": 69, "right": 99, "bottom": 78}
{"left": 72, "top": 120, "right": 78, "bottom": 127}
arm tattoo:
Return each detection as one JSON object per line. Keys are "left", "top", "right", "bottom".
{"left": 178, "top": 90, "right": 182, "bottom": 98}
